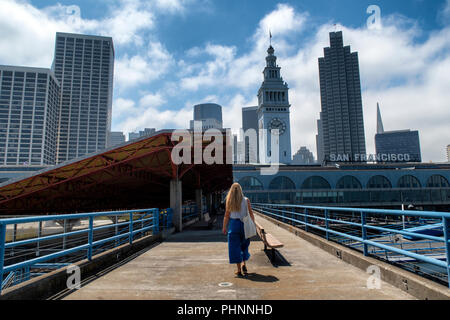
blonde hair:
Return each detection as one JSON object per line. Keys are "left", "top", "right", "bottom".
{"left": 226, "top": 183, "right": 244, "bottom": 212}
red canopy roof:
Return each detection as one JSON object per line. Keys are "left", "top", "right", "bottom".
{"left": 0, "top": 130, "right": 233, "bottom": 215}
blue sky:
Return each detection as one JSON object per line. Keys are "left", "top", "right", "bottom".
{"left": 1, "top": 0, "right": 450, "bottom": 162}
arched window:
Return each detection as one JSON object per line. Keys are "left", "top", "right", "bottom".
{"left": 301, "top": 176, "right": 331, "bottom": 189}
{"left": 397, "top": 175, "right": 421, "bottom": 188}
{"left": 238, "top": 176, "right": 264, "bottom": 190}
{"left": 367, "top": 175, "right": 392, "bottom": 189}
{"left": 336, "top": 176, "right": 362, "bottom": 189}
{"left": 269, "top": 176, "right": 295, "bottom": 190}
{"left": 426, "top": 175, "right": 450, "bottom": 188}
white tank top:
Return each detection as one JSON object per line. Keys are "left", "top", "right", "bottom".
{"left": 230, "top": 197, "right": 248, "bottom": 221}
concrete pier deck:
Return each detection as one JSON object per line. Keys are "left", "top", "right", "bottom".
{"left": 64, "top": 214, "right": 414, "bottom": 300}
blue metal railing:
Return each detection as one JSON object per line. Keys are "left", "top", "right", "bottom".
{"left": 253, "top": 203, "right": 450, "bottom": 288}
{"left": 182, "top": 204, "right": 198, "bottom": 222}
{"left": 0, "top": 208, "right": 162, "bottom": 294}
{"left": 160, "top": 208, "right": 173, "bottom": 229}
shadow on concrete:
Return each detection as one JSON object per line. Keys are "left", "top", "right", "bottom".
{"left": 165, "top": 230, "right": 229, "bottom": 243}
{"left": 168, "top": 217, "right": 262, "bottom": 243}
{"left": 264, "top": 249, "right": 291, "bottom": 267}
{"left": 48, "top": 241, "right": 163, "bottom": 300}
{"left": 244, "top": 273, "right": 279, "bottom": 283}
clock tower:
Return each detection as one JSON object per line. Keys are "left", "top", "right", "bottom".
{"left": 257, "top": 45, "right": 292, "bottom": 164}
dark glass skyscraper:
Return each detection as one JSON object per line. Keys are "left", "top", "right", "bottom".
{"left": 317, "top": 31, "right": 366, "bottom": 162}
{"left": 375, "top": 130, "right": 421, "bottom": 162}
{"left": 52, "top": 32, "right": 114, "bottom": 163}
{"left": 375, "top": 104, "right": 421, "bottom": 162}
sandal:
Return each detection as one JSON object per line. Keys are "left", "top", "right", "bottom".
{"left": 242, "top": 265, "right": 248, "bottom": 275}
{"left": 235, "top": 271, "right": 244, "bottom": 277}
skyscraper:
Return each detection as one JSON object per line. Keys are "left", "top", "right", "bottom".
{"left": 52, "top": 32, "right": 114, "bottom": 163}
{"left": 0, "top": 65, "right": 60, "bottom": 165}
{"left": 189, "top": 103, "right": 223, "bottom": 130}
{"left": 376, "top": 102, "right": 384, "bottom": 134}
{"left": 375, "top": 130, "right": 421, "bottom": 162}
{"left": 242, "top": 106, "right": 259, "bottom": 163}
{"left": 316, "top": 114, "right": 324, "bottom": 164}
{"left": 375, "top": 104, "right": 422, "bottom": 163}
{"left": 316, "top": 31, "right": 366, "bottom": 162}
{"left": 257, "top": 45, "right": 292, "bottom": 164}
{"left": 292, "top": 147, "right": 315, "bottom": 165}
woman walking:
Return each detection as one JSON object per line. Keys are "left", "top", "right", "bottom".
{"left": 222, "top": 182, "right": 255, "bottom": 277}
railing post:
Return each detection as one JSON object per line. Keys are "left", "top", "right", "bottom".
{"left": 63, "top": 219, "right": 67, "bottom": 250}
{"left": 129, "top": 212, "right": 133, "bottom": 245}
{"left": 12, "top": 224, "right": 17, "bottom": 256}
{"left": 88, "top": 216, "right": 94, "bottom": 261}
{"left": 304, "top": 209, "right": 308, "bottom": 232}
{"left": 289, "top": 208, "right": 294, "bottom": 224}
{"left": 361, "top": 212, "right": 368, "bottom": 256}
{"left": 153, "top": 209, "right": 160, "bottom": 235}
{"left": 24, "top": 266, "right": 30, "bottom": 281}
{"left": 36, "top": 221, "right": 42, "bottom": 257}
{"left": 442, "top": 217, "right": 450, "bottom": 289}
{"left": 168, "top": 208, "right": 173, "bottom": 229}
{"left": 0, "top": 224, "right": 6, "bottom": 295}
{"left": 324, "top": 209, "right": 329, "bottom": 241}
{"left": 114, "top": 215, "right": 118, "bottom": 247}
{"left": 141, "top": 213, "right": 144, "bottom": 239}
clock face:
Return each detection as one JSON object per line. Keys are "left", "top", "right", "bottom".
{"left": 269, "top": 118, "right": 286, "bottom": 135}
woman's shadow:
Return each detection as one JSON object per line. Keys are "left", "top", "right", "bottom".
{"left": 243, "top": 273, "right": 279, "bottom": 283}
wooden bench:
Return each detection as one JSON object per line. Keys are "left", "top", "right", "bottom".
{"left": 254, "top": 220, "right": 284, "bottom": 261}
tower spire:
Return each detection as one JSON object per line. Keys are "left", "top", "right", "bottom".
{"left": 377, "top": 102, "right": 384, "bottom": 134}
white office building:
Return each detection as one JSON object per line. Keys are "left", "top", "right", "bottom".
{"left": 108, "top": 131, "right": 125, "bottom": 147}
{"left": 0, "top": 65, "right": 60, "bottom": 165}
{"left": 52, "top": 32, "right": 115, "bottom": 163}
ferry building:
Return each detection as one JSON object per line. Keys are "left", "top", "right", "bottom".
{"left": 233, "top": 43, "right": 450, "bottom": 212}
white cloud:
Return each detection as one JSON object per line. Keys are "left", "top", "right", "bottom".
{"left": 117, "top": 103, "right": 192, "bottom": 136}
{"left": 283, "top": 19, "right": 450, "bottom": 162}
{"left": 180, "top": 44, "right": 237, "bottom": 90}
{"left": 174, "top": 4, "right": 450, "bottom": 162}
{"left": 0, "top": 0, "right": 196, "bottom": 68}
{"left": 2, "top": 1, "right": 448, "bottom": 162}
{"left": 179, "top": 3, "right": 307, "bottom": 93}
{"left": 139, "top": 93, "right": 166, "bottom": 108}
{"left": 438, "top": 0, "right": 450, "bottom": 24}
{"left": 112, "top": 98, "right": 138, "bottom": 119}
{"left": 0, "top": 0, "right": 157, "bottom": 68}
{"left": 115, "top": 41, "right": 174, "bottom": 90}
{"left": 155, "top": 0, "right": 185, "bottom": 13}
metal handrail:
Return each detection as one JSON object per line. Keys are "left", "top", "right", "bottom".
{"left": 253, "top": 203, "right": 450, "bottom": 288}
{"left": 182, "top": 204, "right": 198, "bottom": 222}
{"left": 0, "top": 208, "right": 161, "bottom": 294}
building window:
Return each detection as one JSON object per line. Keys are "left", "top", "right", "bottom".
{"left": 238, "top": 176, "right": 264, "bottom": 190}
{"left": 269, "top": 176, "right": 296, "bottom": 190}
{"left": 336, "top": 175, "right": 362, "bottom": 189}
{"left": 367, "top": 175, "right": 392, "bottom": 189}
{"left": 397, "top": 175, "right": 421, "bottom": 188}
{"left": 301, "top": 176, "right": 331, "bottom": 189}
{"left": 426, "top": 175, "right": 449, "bottom": 188}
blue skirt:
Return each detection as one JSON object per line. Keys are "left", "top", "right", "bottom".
{"left": 228, "top": 218, "right": 250, "bottom": 264}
